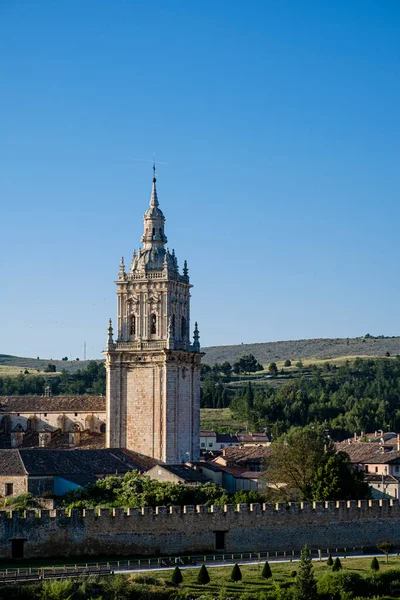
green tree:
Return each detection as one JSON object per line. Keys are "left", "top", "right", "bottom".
{"left": 45, "top": 363, "right": 57, "bottom": 373}
{"left": 41, "top": 579, "right": 74, "bottom": 600}
{"left": 261, "top": 560, "right": 272, "bottom": 579}
{"left": 370, "top": 556, "right": 379, "bottom": 571}
{"left": 293, "top": 544, "right": 317, "bottom": 600}
{"left": 171, "top": 565, "right": 183, "bottom": 586}
{"left": 311, "top": 451, "right": 370, "bottom": 501}
{"left": 268, "top": 362, "right": 278, "bottom": 377}
{"left": 284, "top": 359, "right": 291, "bottom": 367}
{"left": 326, "top": 552, "right": 333, "bottom": 566}
{"left": 332, "top": 557, "right": 342, "bottom": 572}
{"left": 377, "top": 541, "right": 394, "bottom": 563}
{"left": 231, "top": 563, "right": 242, "bottom": 583}
{"left": 197, "top": 564, "right": 210, "bottom": 585}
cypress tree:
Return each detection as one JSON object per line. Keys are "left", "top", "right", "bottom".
{"left": 293, "top": 544, "right": 317, "bottom": 600}
{"left": 231, "top": 563, "right": 242, "bottom": 583}
{"left": 171, "top": 565, "right": 183, "bottom": 586}
{"left": 370, "top": 556, "right": 379, "bottom": 571}
{"left": 261, "top": 560, "right": 272, "bottom": 579}
{"left": 332, "top": 557, "right": 342, "bottom": 572}
{"left": 326, "top": 552, "right": 333, "bottom": 566}
{"left": 197, "top": 564, "right": 210, "bottom": 585}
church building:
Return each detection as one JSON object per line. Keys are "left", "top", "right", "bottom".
{"left": 104, "top": 172, "right": 202, "bottom": 464}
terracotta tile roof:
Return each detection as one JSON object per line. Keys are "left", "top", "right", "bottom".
{"left": 365, "top": 473, "right": 399, "bottom": 483}
{"left": 216, "top": 434, "right": 239, "bottom": 443}
{"left": 236, "top": 433, "right": 270, "bottom": 443}
{"left": 336, "top": 441, "right": 400, "bottom": 464}
{"left": 0, "top": 396, "right": 106, "bottom": 413}
{"left": 219, "top": 445, "right": 271, "bottom": 465}
{"left": 200, "top": 429, "right": 216, "bottom": 437}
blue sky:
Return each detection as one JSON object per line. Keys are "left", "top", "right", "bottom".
{"left": 1, "top": 1, "right": 400, "bottom": 359}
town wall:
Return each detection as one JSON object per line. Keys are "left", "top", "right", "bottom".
{"left": 2, "top": 499, "right": 400, "bottom": 559}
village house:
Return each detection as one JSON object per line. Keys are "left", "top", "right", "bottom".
{"left": 337, "top": 435, "right": 400, "bottom": 499}
{"left": 146, "top": 464, "right": 211, "bottom": 485}
{"left": 0, "top": 448, "right": 156, "bottom": 498}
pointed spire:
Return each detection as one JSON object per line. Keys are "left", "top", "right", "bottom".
{"left": 183, "top": 260, "right": 188, "bottom": 277}
{"left": 150, "top": 174, "right": 159, "bottom": 208}
{"left": 107, "top": 318, "right": 114, "bottom": 351}
{"left": 193, "top": 321, "right": 200, "bottom": 352}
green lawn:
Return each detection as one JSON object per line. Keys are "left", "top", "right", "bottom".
{"left": 134, "top": 555, "right": 400, "bottom": 595}
{"left": 200, "top": 408, "right": 245, "bottom": 432}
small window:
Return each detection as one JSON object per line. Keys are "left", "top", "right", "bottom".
{"left": 365, "top": 465, "right": 369, "bottom": 472}
{"left": 151, "top": 314, "right": 157, "bottom": 335}
{"left": 17, "top": 413, "right": 20, "bottom": 417}
{"left": 5, "top": 483, "right": 13, "bottom": 496}
{"left": 396, "top": 466, "right": 399, "bottom": 473}
{"left": 208, "top": 443, "right": 213, "bottom": 447}
{"left": 152, "top": 227, "right": 155, "bottom": 236}
{"left": 74, "top": 413, "right": 78, "bottom": 417}
{"left": 375, "top": 467, "right": 378, "bottom": 473}
{"left": 44, "top": 413, "right": 47, "bottom": 417}
{"left": 378, "top": 484, "right": 381, "bottom": 488}
{"left": 181, "top": 316, "right": 186, "bottom": 339}
{"left": 200, "top": 442, "right": 205, "bottom": 447}
{"left": 220, "top": 444, "right": 225, "bottom": 449}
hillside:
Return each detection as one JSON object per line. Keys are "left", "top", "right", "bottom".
{"left": 2, "top": 336, "right": 400, "bottom": 373}
{"left": 202, "top": 336, "right": 400, "bottom": 365}
{"left": 0, "top": 355, "right": 92, "bottom": 374}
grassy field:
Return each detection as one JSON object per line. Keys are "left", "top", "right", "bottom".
{"left": 0, "top": 365, "right": 60, "bottom": 377}
{"left": 200, "top": 408, "right": 244, "bottom": 432}
{"left": 134, "top": 555, "right": 400, "bottom": 595}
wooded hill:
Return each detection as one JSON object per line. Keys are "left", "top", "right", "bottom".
{"left": 202, "top": 336, "right": 400, "bottom": 365}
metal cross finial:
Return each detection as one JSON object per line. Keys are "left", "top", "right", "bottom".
{"left": 153, "top": 153, "right": 156, "bottom": 178}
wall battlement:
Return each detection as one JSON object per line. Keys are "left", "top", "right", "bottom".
{"left": 2, "top": 498, "right": 400, "bottom": 560}
{"left": 2, "top": 497, "right": 400, "bottom": 522}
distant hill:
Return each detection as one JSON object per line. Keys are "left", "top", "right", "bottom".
{"left": 202, "top": 336, "right": 400, "bottom": 366}
{"left": 2, "top": 336, "right": 400, "bottom": 373}
{"left": 0, "top": 354, "right": 93, "bottom": 374}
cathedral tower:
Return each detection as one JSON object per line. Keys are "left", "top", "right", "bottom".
{"left": 104, "top": 173, "right": 202, "bottom": 463}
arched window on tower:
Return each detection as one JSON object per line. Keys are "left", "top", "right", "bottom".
{"left": 172, "top": 314, "right": 176, "bottom": 337}
{"left": 130, "top": 315, "right": 136, "bottom": 337}
{"left": 151, "top": 313, "right": 157, "bottom": 335}
{"left": 152, "top": 227, "right": 155, "bottom": 237}
{"left": 181, "top": 316, "right": 186, "bottom": 340}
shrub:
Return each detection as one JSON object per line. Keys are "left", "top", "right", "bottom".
{"left": 318, "top": 571, "right": 367, "bottom": 600}
{"left": 171, "top": 566, "right": 183, "bottom": 586}
{"left": 197, "top": 564, "right": 210, "bottom": 585}
{"left": 290, "top": 570, "right": 297, "bottom": 578}
{"left": 326, "top": 552, "right": 333, "bottom": 566}
{"left": 284, "top": 360, "right": 291, "bottom": 367}
{"left": 41, "top": 579, "right": 75, "bottom": 600}
{"left": 231, "top": 563, "right": 242, "bottom": 583}
{"left": 261, "top": 560, "right": 272, "bottom": 579}
{"left": 371, "top": 557, "right": 380, "bottom": 571}
{"left": 332, "top": 557, "right": 342, "bottom": 572}
{"left": 133, "top": 575, "right": 163, "bottom": 586}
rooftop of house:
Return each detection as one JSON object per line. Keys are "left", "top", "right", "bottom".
{"left": 364, "top": 473, "right": 400, "bottom": 483}
{"left": 150, "top": 464, "right": 211, "bottom": 483}
{"left": 0, "top": 448, "right": 157, "bottom": 477}
{"left": 336, "top": 441, "right": 400, "bottom": 464}
{"left": 218, "top": 445, "right": 271, "bottom": 465}
{"left": 200, "top": 429, "right": 217, "bottom": 437}
{"left": 0, "top": 396, "right": 106, "bottom": 413}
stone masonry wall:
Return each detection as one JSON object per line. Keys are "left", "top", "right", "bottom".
{"left": 2, "top": 499, "right": 400, "bottom": 559}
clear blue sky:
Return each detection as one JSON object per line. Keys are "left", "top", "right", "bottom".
{"left": 1, "top": 1, "right": 400, "bottom": 360}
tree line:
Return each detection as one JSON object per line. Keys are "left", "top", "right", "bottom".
{"left": 231, "top": 357, "right": 400, "bottom": 439}
{"left": 0, "top": 361, "right": 106, "bottom": 396}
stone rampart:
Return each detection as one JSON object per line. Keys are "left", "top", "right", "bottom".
{"left": 2, "top": 499, "right": 400, "bottom": 559}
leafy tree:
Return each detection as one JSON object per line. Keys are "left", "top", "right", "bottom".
{"left": 230, "top": 563, "right": 242, "bottom": 582}
{"left": 326, "top": 552, "right": 333, "bottom": 566}
{"left": 45, "top": 363, "right": 57, "bottom": 373}
{"left": 268, "top": 362, "right": 278, "bottom": 377}
{"left": 332, "top": 557, "right": 342, "bottom": 571}
{"left": 171, "top": 565, "right": 183, "bottom": 585}
{"left": 232, "top": 354, "right": 263, "bottom": 375}
{"left": 293, "top": 544, "right": 317, "bottom": 600}
{"left": 261, "top": 560, "right": 272, "bottom": 579}
{"left": 197, "top": 564, "right": 210, "bottom": 585}
{"left": 370, "top": 556, "right": 379, "bottom": 571}
{"left": 377, "top": 541, "right": 394, "bottom": 563}
{"left": 284, "top": 360, "right": 291, "bottom": 367}
{"left": 311, "top": 451, "right": 370, "bottom": 501}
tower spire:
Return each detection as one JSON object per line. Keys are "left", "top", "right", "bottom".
{"left": 150, "top": 161, "right": 159, "bottom": 208}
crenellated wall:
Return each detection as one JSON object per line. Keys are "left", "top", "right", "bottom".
{"left": 2, "top": 499, "right": 400, "bottom": 559}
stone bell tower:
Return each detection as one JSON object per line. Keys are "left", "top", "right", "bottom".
{"left": 104, "top": 172, "right": 202, "bottom": 464}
